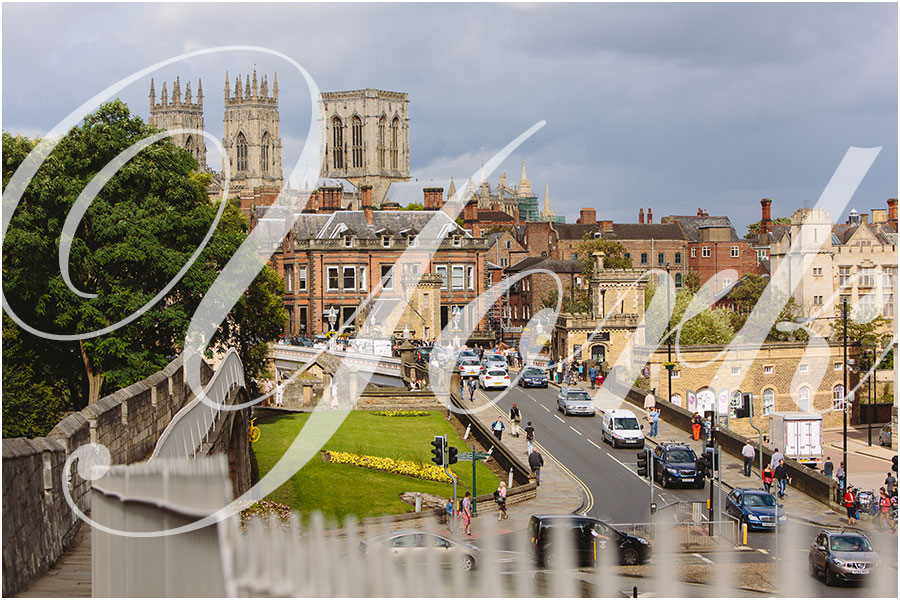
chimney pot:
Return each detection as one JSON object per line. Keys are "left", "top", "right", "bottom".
{"left": 888, "top": 198, "right": 898, "bottom": 223}
{"left": 639, "top": 208, "right": 645, "bottom": 224}
{"left": 647, "top": 208, "right": 653, "bottom": 224}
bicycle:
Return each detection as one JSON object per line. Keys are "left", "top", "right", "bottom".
{"left": 249, "top": 416, "right": 261, "bottom": 444}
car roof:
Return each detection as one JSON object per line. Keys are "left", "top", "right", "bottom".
{"left": 608, "top": 409, "right": 637, "bottom": 417}
{"left": 659, "top": 441, "right": 692, "bottom": 449}
{"left": 565, "top": 387, "right": 588, "bottom": 392}
{"left": 734, "top": 488, "right": 770, "bottom": 495}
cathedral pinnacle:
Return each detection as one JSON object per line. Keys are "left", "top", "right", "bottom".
{"left": 173, "top": 76, "right": 181, "bottom": 105}
{"left": 245, "top": 74, "right": 251, "bottom": 100}
{"left": 184, "top": 80, "right": 192, "bottom": 103}
{"left": 161, "top": 81, "right": 168, "bottom": 106}
{"left": 252, "top": 68, "right": 258, "bottom": 99}
{"left": 197, "top": 78, "right": 203, "bottom": 106}
{"left": 234, "top": 74, "right": 242, "bottom": 99}
{"left": 273, "top": 72, "right": 279, "bottom": 100}
{"left": 448, "top": 176, "right": 456, "bottom": 200}
{"left": 149, "top": 78, "right": 156, "bottom": 107}
{"left": 224, "top": 72, "right": 230, "bottom": 100}
{"left": 544, "top": 182, "right": 551, "bottom": 214}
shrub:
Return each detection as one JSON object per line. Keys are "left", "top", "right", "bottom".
{"left": 323, "top": 450, "right": 457, "bottom": 483}
{"left": 371, "top": 410, "right": 430, "bottom": 417}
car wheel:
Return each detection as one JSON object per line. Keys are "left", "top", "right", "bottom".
{"left": 661, "top": 475, "right": 669, "bottom": 489}
{"left": 621, "top": 548, "right": 640, "bottom": 566}
{"left": 824, "top": 566, "right": 835, "bottom": 586}
{"left": 460, "top": 554, "right": 476, "bottom": 572}
{"left": 638, "top": 442, "right": 645, "bottom": 449}
{"left": 611, "top": 438, "right": 618, "bottom": 449}
{"left": 808, "top": 560, "right": 818, "bottom": 578}
{"left": 543, "top": 552, "right": 556, "bottom": 570}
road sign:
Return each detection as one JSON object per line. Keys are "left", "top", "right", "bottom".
{"left": 457, "top": 452, "right": 474, "bottom": 461}
{"left": 473, "top": 452, "right": 491, "bottom": 460}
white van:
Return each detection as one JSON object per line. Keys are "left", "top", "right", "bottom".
{"left": 601, "top": 409, "right": 645, "bottom": 449}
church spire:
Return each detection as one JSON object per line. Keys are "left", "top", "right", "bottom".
{"left": 448, "top": 176, "right": 456, "bottom": 200}
{"left": 252, "top": 68, "right": 258, "bottom": 99}
{"left": 149, "top": 78, "right": 156, "bottom": 108}
{"left": 234, "top": 74, "right": 242, "bottom": 99}
{"left": 173, "top": 76, "right": 181, "bottom": 105}
{"left": 245, "top": 74, "right": 251, "bottom": 100}
{"left": 273, "top": 71, "right": 279, "bottom": 101}
{"left": 521, "top": 158, "right": 528, "bottom": 183}
{"left": 197, "top": 78, "right": 203, "bottom": 107}
{"left": 161, "top": 81, "right": 168, "bottom": 106}
{"left": 517, "top": 157, "right": 532, "bottom": 197}
{"left": 184, "top": 80, "right": 192, "bottom": 104}
{"left": 224, "top": 72, "right": 230, "bottom": 101}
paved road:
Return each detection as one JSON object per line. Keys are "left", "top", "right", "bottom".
{"left": 479, "top": 382, "right": 897, "bottom": 597}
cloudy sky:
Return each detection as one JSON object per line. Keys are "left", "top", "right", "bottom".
{"left": 3, "top": 3, "right": 897, "bottom": 232}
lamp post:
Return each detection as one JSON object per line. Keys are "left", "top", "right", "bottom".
{"left": 868, "top": 347, "right": 876, "bottom": 446}
{"left": 842, "top": 299, "right": 848, "bottom": 496}
{"left": 666, "top": 263, "right": 672, "bottom": 403}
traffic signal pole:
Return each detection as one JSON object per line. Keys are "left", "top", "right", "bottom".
{"left": 440, "top": 435, "right": 459, "bottom": 527}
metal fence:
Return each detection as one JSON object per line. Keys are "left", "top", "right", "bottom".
{"left": 150, "top": 349, "right": 245, "bottom": 460}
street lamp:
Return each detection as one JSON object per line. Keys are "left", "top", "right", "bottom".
{"left": 666, "top": 263, "right": 672, "bottom": 404}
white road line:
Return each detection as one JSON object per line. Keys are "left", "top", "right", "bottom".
{"left": 692, "top": 553, "right": 715, "bottom": 565}
{"left": 570, "top": 426, "right": 582, "bottom": 436}
{"left": 555, "top": 415, "right": 565, "bottom": 423}
{"left": 541, "top": 405, "right": 551, "bottom": 412}
{"left": 757, "top": 548, "right": 769, "bottom": 554}
{"left": 588, "top": 439, "right": 602, "bottom": 450}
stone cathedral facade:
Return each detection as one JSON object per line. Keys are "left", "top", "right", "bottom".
{"left": 318, "top": 89, "right": 410, "bottom": 206}
{"left": 149, "top": 77, "right": 207, "bottom": 168}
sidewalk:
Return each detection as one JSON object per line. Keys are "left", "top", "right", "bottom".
{"left": 550, "top": 376, "right": 867, "bottom": 532}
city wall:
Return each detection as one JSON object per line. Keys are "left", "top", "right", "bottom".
{"left": 1, "top": 357, "right": 214, "bottom": 596}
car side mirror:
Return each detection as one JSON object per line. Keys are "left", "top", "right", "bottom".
{"left": 818, "top": 545, "right": 827, "bottom": 552}
{"left": 640, "top": 424, "right": 644, "bottom": 430}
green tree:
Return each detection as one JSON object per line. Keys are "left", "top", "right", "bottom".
{"left": 831, "top": 312, "right": 892, "bottom": 371}
{"left": 576, "top": 237, "right": 632, "bottom": 278}
{"left": 540, "top": 288, "right": 592, "bottom": 314}
{"left": 401, "top": 202, "right": 424, "bottom": 211}
{"left": 745, "top": 217, "right": 790, "bottom": 237}
{"left": 3, "top": 101, "right": 285, "bottom": 411}
{"left": 724, "top": 274, "right": 807, "bottom": 342}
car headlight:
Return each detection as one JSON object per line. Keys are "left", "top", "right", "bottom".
{"left": 637, "top": 537, "right": 650, "bottom": 545}
{"left": 667, "top": 467, "right": 679, "bottom": 474}
{"left": 747, "top": 515, "right": 760, "bottom": 521}
{"left": 831, "top": 557, "right": 845, "bottom": 567}
{"left": 612, "top": 432, "right": 623, "bottom": 439}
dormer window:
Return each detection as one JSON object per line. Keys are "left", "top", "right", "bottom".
{"left": 454, "top": 236, "right": 462, "bottom": 247}
{"left": 408, "top": 235, "right": 417, "bottom": 247}
{"left": 344, "top": 236, "right": 352, "bottom": 248}
{"left": 382, "top": 236, "right": 390, "bottom": 248}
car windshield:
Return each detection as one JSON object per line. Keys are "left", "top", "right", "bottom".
{"left": 743, "top": 493, "right": 775, "bottom": 507}
{"left": 830, "top": 535, "right": 873, "bottom": 552}
{"left": 488, "top": 370, "right": 507, "bottom": 377}
{"left": 567, "top": 392, "right": 590, "bottom": 402}
{"left": 614, "top": 417, "right": 640, "bottom": 430}
{"left": 523, "top": 368, "right": 544, "bottom": 377}
{"left": 487, "top": 355, "right": 505, "bottom": 362}
{"left": 666, "top": 449, "right": 696, "bottom": 462}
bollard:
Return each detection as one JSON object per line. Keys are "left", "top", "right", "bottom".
{"left": 633, "top": 585, "right": 638, "bottom": 598}
{"left": 742, "top": 523, "right": 747, "bottom": 546}
{"left": 508, "top": 469, "right": 514, "bottom": 489}
{"left": 415, "top": 493, "right": 422, "bottom": 513}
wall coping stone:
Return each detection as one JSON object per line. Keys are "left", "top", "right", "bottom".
{"left": 82, "top": 395, "right": 123, "bottom": 420}
{"left": 48, "top": 413, "right": 89, "bottom": 439}
{"left": 2, "top": 437, "right": 41, "bottom": 459}
{"left": 31, "top": 437, "right": 66, "bottom": 454}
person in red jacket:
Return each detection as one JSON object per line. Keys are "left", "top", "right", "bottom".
{"left": 761, "top": 465, "right": 775, "bottom": 494}
{"left": 845, "top": 487, "right": 857, "bottom": 525}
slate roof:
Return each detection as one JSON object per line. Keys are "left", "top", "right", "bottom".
{"left": 505, "top": 257, "right": 580, "bottom": 274}
{"left": 553, "top": 223, "right": 602, "bottom": 240}
{"left": 672, "top": 216, "right": 740, "bottom": 242}
{"left": 294, "top": 210, "right": 467, "bottom": 241}
{"left": 607, "top": 223, "right": 685, "bottom": 241}
{"left": 478, "top": 210, "right": 515, "bottom": 222}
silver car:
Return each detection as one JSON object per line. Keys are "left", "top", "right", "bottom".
{"left": 481, "top": 353, "right": 507, "bottom": 371}
{"left": 879, "top": 424, "right": 892, "bottom": 446}
{"left": 557, "top": 387, "right": 595, "bottom": 416}
{"left": 359, "top": 530, "right": 480, "bottom": 571}
{"left": 809, "top": 530, "right": 880, "bottom": 586}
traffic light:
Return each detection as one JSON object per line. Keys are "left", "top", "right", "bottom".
{"left": 430, "top": 436, "right": 444, "bottom": 466}
{"left": 637, "top": 450, "right": 649, "bottom": 478}
{"left": 447, "top": 446, "right": 459, "bottom": 465}
{"left": 892, "top": 455, "right": 897, "bottom": 473}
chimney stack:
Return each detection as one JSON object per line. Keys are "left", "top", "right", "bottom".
{"left": 599, "top": 220, "right": 614, "bottom": 232}
{"left": 760, "top": 198, "right": 773, "bottom": 234}
{"left": 577, "top": 208, "right": 596, "bottom": 225}
{"left": 639, "top": 208, "right": 645, "bottom": 224}
{"left": 423, "top": 187, "right": 443, "bottom": 211}
{"left": 361, "top": 185, "right": 374, "bottom": 225}
{"left": 888, "top": 198, "right": 898, "bottom": 225}
{"left": 463, "top": 200, "right": 480, "bottom": 238}
{"left": 647, "top": 208, "right": 653, "bottom": 224}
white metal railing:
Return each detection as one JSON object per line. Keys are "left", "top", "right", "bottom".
{"left": 150, "top": 349, "right": 245, "bottom": 460}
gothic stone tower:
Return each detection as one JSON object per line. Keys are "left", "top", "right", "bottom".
{"left": 222, "top": 70, "right": 283, "bottom": 191}
{"left": 318, "top": 89, "right": 410, "bottom": 206}
{"left": 149, "top": 77, "right": 207, "bottom": 169}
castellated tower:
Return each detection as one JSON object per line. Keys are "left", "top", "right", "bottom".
{"left": 318, "top": 89, "right": 410, "bottom": 206}
{"left": 222, "top": 69, "right": 283, "bottom": 191}
{"left": 149, "top": 77, "right": 207, "bottom": 169}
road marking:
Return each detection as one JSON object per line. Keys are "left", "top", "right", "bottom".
{"left": 757, "top": 548, "right": 768, "bottom": 554}
{"left": 692, "top": 553, "right": 715, "bottom": 565}
{"left": 570, "top": 426, "right": 582, "bottom": 436}
{"left": 555, "top": 415, "right": 565, "bottom": 423}
{"left": 541, "top": 405, "right": 551, "bottom": 412}
{"left": 588, "top": 439, "right": 602, "bottom": 450}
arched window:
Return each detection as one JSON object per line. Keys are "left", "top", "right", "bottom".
{"left": 377, "top": 115, "right": 386, "bottom": 168}
{"left": 670, "top": 393, "right": 682, "bottom": 408}
{"left": 833, "top": 385, "right": 845, "bottom": 410}
{"left": 591, "top": 345, "right": 606, "bottom": 363}
{"left": 763, "top": 388, "right": 775, "bottom": 415}
{"left": 351, "top": 116, "right": 363, "bottom": 168}
{"left": 640, "top": 252, "right": 648, "bottom": 265}
{"left": 236, "top": 132, "right": 248, "bottom": 171}
{"left": 391, "top": 117, "right": 400, "bottom": 169}
{"left": 184, "top": 135, "right": 194, "bottom": 160}
{"left": 658, "top": 252, "right": 665, "bottom": 265}
{"left": 674, "top": 252, "right": 682, "bottom": 265}
{"left": 260, "top": 132, "right": 270, "bottom": 173}
{"left": 674, "top": 272, "right": 683, "bottom": 288}
{"left": 332, "top": 117, "right": 343, "bottom": 169}
{"left": 797, "top": 386, "right": 811, "bottom": 412}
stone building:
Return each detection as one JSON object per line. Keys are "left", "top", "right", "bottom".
{"left": 639, "top": 341, "right": 861, "bottom": 431}
{"left": 149, "top": 77, "right": 206, "bottom": 168}
{"left": 318, "top": 89, "right": 410, "bottom": 206}
{"left": 222, "top": 70, "right": 283, "bottom": 192}
{"left": 506, "top": 257, "right": 583, "bottom": 332}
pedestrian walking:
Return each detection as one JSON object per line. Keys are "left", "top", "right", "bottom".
{"left": 761, "top": 464, "right": 775, "bottom": 493}
{"left": 645, "top": 408, "right": 659, "bottom": 438}
{"left": 589, "top": 366, "right": 598, "bottom": 389}
{"left": 643, "top": 388, "right": 656, "bottom": 411}
{"left": 741, "top": 441, "right": 755, "bottom": 477}
{"left": 876, "top": 488, "right": 891, "bottom": 530}
{"left": 509, "top": 404, "right": 522, "bottom": 437}
{"left": 459, "top": 377, "right": 465, "bottom": 400}
{"left": 495, "top": 482, "right": 508, "bottom": 520}
{"left": 556, "top": 362, "right": 563, "bottom": 383}
{"left": 524, "top": 421, "right": 535, "bottom": 455}
{"left": 461, "top": 492, "right": 473, "bottom": 536}
{"left": 844, "top": 486, "right": 856, "bottom": 525}
{"left": 467, "top": 378, "right": 476, "bottom": 402}
{"left": 491, "top": 417, "right": 505, "bottom": 442}
{"left": 835, "top": 461, "right": 845, "bottom": 490}
{"left": 274, "top": 382, "right": 284, "bottom": 407}
{"left": 774, "top": 459, "right": 789, "bottom": 498}
{"left": 529, "top": 449, "right": 544, "bottom": 486}
{"left": 885, "top": 472, "right": 897, "bottom": 490}
{"left": 691, "top": 412, "right": 702, "bottom": 441}
{"left": 703, "top": 416, "right": 712, "bottom": 444}
{"left": 770, "top": 448, "right": 784, "bottom": 470}
{"left": 823, "top": 456, "right": 834, "bottom": 478}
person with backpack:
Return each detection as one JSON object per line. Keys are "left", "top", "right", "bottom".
{"left": 509, "top": 404, "right": 522, "bottom": 437}
{"left": 589, "top": 366, "right": 598, "bottom": 389}
{"left": 524, "top": 421, "right": 535, "bottom": 455}
{"left": 495, "top": 481, "right": 508, "bottom": 520}
{"left": 529, "top": 449, "right": 544, "bottom": 486}
{"left": 467, "top": 378, "right": 476, "bottom": 402}
{"left": 491, "top": 417, "right": 505, "bottom": 442}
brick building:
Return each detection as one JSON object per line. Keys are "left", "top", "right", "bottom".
{"left": 505, "top": 257, "right": 583, "bottom": 329}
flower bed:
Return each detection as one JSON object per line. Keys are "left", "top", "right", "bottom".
{"left": 371, "top": 410, "right": 430, "bottom": 417}
{"left": 239, "top": 499, "right": 294, "bottom": 532}
{"left": 323, "top": 450, "right": 456, "bottom": 483}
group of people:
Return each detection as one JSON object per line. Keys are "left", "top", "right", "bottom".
{"left": 250, "top": 378, "right": 285, "bottom": 407}
{"left": 842, "top": 472, "right": 898, "bottom": 529}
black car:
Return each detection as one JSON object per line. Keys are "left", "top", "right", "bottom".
{"left": 519, "top": 367, "right": 549, "bottom": 388}
{"left": 652, "top": 442, "right": 704, "bottom": 489}
{"left": 528, "top": 515, "right": 651, "bottom": 568}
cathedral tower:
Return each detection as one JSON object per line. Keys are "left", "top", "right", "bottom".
{"left": 222, "top": 69, "right": 283, "bottom": 191}
{"left": 149, "top": 77, "right": 207, "bottom": 169}
{"left": 318, "top": 89, "right": 410, "bottom": 206}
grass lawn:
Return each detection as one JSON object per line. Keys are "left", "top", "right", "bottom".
{"left": 251, "top": 410, "right": 500, "bottom": 524}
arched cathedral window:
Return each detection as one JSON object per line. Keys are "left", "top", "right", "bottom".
{"left": 185, "top": 135, "right": 195, "bottom": 161}
{"left": 391, "top": 117, "right": 400, "bottom": 170}
{"left": 351, "top": 116, "right": 363, "bottom": 169}
{"left": 261, "top": 132, "right": 270, "bottom": 173}
{"left": 377, "top": 116, "right": 386, "bottom": 169}
{"left": 332, "top": 117, "right": 344, "bottom": 169}
{"left": 236, "top": 132, "right": 248, "bottom": 172}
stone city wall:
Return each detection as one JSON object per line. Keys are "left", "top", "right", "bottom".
{"left": 1, "top": 356, "right": 213, "bottom": 596}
